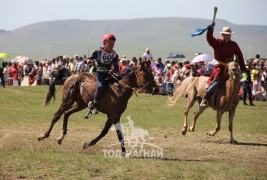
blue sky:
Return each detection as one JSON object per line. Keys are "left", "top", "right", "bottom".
{"left": 1, "top": 0, "right": 267, "bottom": 30}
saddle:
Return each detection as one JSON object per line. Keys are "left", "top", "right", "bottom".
{"left": 208, "top": 76, "right": 230, "bottom": 108}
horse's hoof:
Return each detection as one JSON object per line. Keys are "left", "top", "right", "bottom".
{"left": 38, "top": 135, "right": 45, "bottom": 141}
{"left": 83, "top": 143, "right": 90, "bottom": 150}
{"left": 230, "top": 139, "right": 238, "bottom": 144}
{"left": 188, "top": 127, "right": 194, "bottom": 132}
{"left": 58, "top": 138, "right": 63, "bottom": 145}
{"left": 207, "top": 131, "right": 215, "bottom": 136}
{"left": 181, "top": 129, "right": 187, "bottom": 135}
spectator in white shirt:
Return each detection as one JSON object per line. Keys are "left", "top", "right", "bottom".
{"left": 143, "top": 48, "right": 153, "bottom": 61}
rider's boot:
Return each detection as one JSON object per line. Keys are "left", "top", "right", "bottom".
{"left": 88, "top": 100, "right": 98, "bottom": 114}
{"left": 200, "top": 99, "right": 208, "bottom": 107}
{"left": 200, "top": 91, "right": 211, "bottom": 107}
{"left": 84, "top": 100, "right": 98, "bottom": 118}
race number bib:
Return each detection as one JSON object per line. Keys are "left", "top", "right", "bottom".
{"left": 100, "top": 51, "right": 116, "bottom": 64}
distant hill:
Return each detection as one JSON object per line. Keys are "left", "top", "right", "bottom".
{"left": 1, "top": 17, "right": 267, "bottom": 61}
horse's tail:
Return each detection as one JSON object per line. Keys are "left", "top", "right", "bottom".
{"left": 44, "top": 80, "right": 56, "bottom": 106}
{"left": 168, "top": 76, "right": 195, "bottom": 106}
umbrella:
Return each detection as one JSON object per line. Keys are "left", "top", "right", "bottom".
{"left": 211, "top": 58, "right": 217, "bottom": 64}
{"left": 16, "top": 56, "right": 33, "bottom": 65}
{"left": 0, "top": 52, "right": 10, "bottom": 58}
{"left": 167, "top": 53, "right": 185, "bottom": 58}
{"left": 192, "top": 54, "right": 211, "bottom": 63}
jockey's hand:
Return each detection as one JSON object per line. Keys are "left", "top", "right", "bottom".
{"left": 109, "top": 70, "right": 119, "bottom": 77}
{"left": 211, "top": 20, "right": 215, "bottom": 25}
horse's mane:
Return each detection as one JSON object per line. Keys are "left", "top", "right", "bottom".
{"left": 120, "top": 67, "right": 138, "bottom": 79}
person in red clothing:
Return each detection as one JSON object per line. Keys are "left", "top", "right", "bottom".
{"left": 9, "top": 60, "right": 19, "bottom": 86}
{"left": 200, "top": 20, "right": 246, "bottom": 107}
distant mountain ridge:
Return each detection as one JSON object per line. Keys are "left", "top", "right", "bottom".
{"left": 1, "top": 17, "right": 267, "bottom": 61}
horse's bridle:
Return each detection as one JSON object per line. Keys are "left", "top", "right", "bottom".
{"left": 109, "top": 67, "right": 154, "bottom": 95}
{"left": 134, "top": 69, "right": 153, "bottom": 89}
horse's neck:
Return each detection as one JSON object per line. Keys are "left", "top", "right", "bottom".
{"left": 118, "top": 73, "right": 137, "bottom": 95}
{"left": 226, "top": 75, "right": 240, "bottom": 99}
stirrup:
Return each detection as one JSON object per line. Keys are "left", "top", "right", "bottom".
{"left": 200, "top": 99, "right": 208, "bottom": 107}
{"left": 85, "top": 100, "right": 98, "bottom": 118}
{"left": 85, "top": 101, "right": 94, "bottom": 118}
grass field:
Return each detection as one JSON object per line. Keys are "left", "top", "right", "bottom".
{"left": 0, "top": 86, "right": 266, "bottom": 179}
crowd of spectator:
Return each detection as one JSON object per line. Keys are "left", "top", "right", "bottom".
{"left": 0, "top": 51, "right": 266, "bottom": 103}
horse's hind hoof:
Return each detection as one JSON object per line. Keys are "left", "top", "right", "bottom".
{"left": 38, "top": 135, "right": 45, "bottom": 141}
{"left": 83, "top": 142, "right": 90, "bottom": 150}
{"left": 58, "top": 138, "right": 63, "bottom": 145}
{"left": 230, "top": 139, "right": 238, "bottom": 144}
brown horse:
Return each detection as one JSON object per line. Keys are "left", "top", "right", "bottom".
{"left": 38, "top": 62, "right": 159, "bottom": 155}
{"left": 169, "top": 61, "right": 240, "bottom": 144}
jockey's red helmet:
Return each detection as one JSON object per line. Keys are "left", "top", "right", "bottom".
{"left": 102, "top": 34, "right": 116, "bottom": 42}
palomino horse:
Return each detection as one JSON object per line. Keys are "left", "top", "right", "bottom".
{"left": 38, "top": 62, "right": 159, "bottom": 155}
{"left": 169, "top": 61, "right": 240, "bottom": 144}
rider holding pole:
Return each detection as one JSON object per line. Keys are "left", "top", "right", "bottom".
{"left": 88, "top": 34, "right": 120, "bottom": 114}
{"left": 200, "top": 21, "right": 246, "bottom": 107}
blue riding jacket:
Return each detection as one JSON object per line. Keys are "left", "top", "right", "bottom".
{"left": 88, "top": 47, "right": 119, "bottom": 101}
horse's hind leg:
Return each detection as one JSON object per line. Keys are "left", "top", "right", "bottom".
{"left": 83, "top": 114, "right": 113, "bottom": 150}
{"left": 182, "top": 93, "right": 197, "bottom": 135}
{"left": 188, "top": 105, "right": 206, "bottom": 132}
{"left": 229, "top": 109, "right": 238, "bottom": 144}
{"left": 58, "top": 100, "right": 87, "bottom": 145}
{"left": 38, "top": 100, "right": 73, "bottom": 141}
{"left": 207, "top": 110, "right": 223, "bottom": 136}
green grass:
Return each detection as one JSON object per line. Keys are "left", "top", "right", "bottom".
{"left": 0, "top": 86, "right": 266, "bottom": 179}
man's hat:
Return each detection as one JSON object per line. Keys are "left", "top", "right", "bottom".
{"left": 220, "top": 27, "right": 234, "bottom": 34}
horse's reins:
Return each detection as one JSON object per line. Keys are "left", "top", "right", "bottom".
{"left": 76, "top": 67, "right": 154, "bottom": 97}
{"left": 109, "top": 71, "right": 138, "bottom": 97}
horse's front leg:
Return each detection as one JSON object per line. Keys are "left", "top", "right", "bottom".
{"left": 83, "top": 115, "right": 113, "bottom": 149}
{"left": 114, "top": 116, "right": 126, "bottom": 156}
{"left": 207, "top": 110, "right": 222, "bottom": 136}
{"left": 229, "top": 109, "right": 238, "bottom": 144}
{"left": 114, "top": 119, "right": 126, "bottom": 156}
{"left": 181, "top": 106, "right": 189, "bottom": 135}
